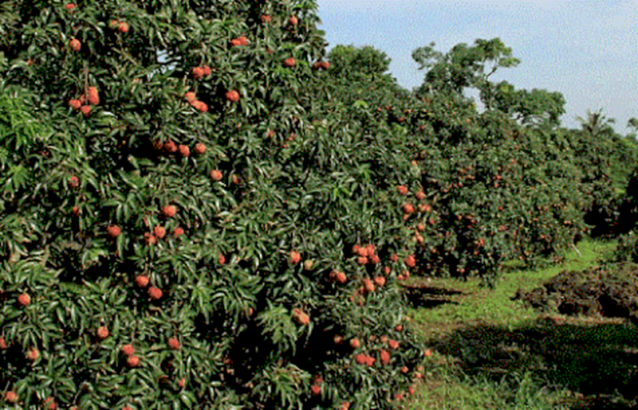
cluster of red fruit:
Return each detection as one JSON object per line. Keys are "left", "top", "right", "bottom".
{"left": 68, "top": 86, "right": 99, "bottom": 117}
{"left": 192, "top": 65, "right": 212, "bottom": 80}
{"left": 109, "top": 19, "right": 130, "bottom": 33}
{"left": 230, "top": 36, "right": 248, "bottom": 47}
{"left": 352, "top": 243, "right": 380, "bottom": 265}
{"left": 184, "top": 91, "right": 208, "bottom": 113}
{"left": 312, "top": 61, "right": 330, "bottom": 70}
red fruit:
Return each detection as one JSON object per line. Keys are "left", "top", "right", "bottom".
{"left": 69, "top": 38, "right": 81, "bottom": 51}
{"left": 401, "top": 366, "right": 409, "bottom": 374}
{"left": 135, "top": 275, "right": 149, "bottom": 288}
{"left": 397, "top": 185, "right": 408, "bottom": 195}
{"left": 18, "top": 293, "right": 30, "bottom": 306}
{"left": 390, "top": 254, "right": 399, "bottom": 262}
{"left": 144, "top": 233, "right": 157, "bottom": 245}
{"left": 333, "top": 335, "right": 343, "bottom": 345}
{"left": 44, "top": 397, "right": 56, "bottom": 410}
{"left": 123, "top": 406, "right": 133, "bottom": 410}
{"left": 311, "top": 384, "right": 321, "bottom": 395}
{"left": 219, "top": 253, "right": 226, "bottom": 265}
{"left": 415, "top": 190, "right": 426, "bottom": 200}
{"left": 292, "top": 308, "right": 310, "bottom": 325}
{"left": 355, "top": 353, "right": 367, "bottom": 365}
{"left": 96, "top": 326, "right": 109, "bottom": 340}
{"left": 333, "top": 270, "right": 347, "bottom": 284}
{"left": 395, "top": 392, "right": 405, "bottom": 401}
{"left": 320, "top": 61, "right": 330, "bottom": 69}
{"left": 109, "top": 20, "right": 119, "bottom": 29}
{"left": 283, "top": 57, "right": 296, "bottom": 67}
{"left": 388, "top": 339, "right": 399, "bottom": 350}
{"left": 5, "top": 391, "right": 18, "bottom": 403}
{"left": 80, "top": 105, "right": 91, "bottom": 117}
{"left": 365, "top": 355, "right": 376, "bottom": 366}
{"left": 64, "top": 3, "right": 76, "bottom": 10}
{"left": 408, "top": 385, "right": 416, "bottom": 395}
{"left": 340, "top": 402, "right": 350, "bottom": 410}
{"left": 121, "top": 344, "right": 135, "bottom": 356}
{"left": 396, "top": 323, "right": 404, "bottom": 331}
{"left": 107, "top": 225, "right": 121, "bottom": 239}
{"left": 374, "top": 276, "right": 386, "bottom": 287}
{"left": 424, "top": 349, "right": 433, "bottom": 357}
{"left": 87, "top": 86, "right": 99, "bottom": 105}
{"left": 173, "top": 227, "right": 184, "bottom": 238}
{"left": 68, "top": 99, "right": 82, "bottom": 110}
{"left": 370, "top": 254, "right": 380, "bottom": 264}
{"left": 210, "top": 169, "right": 223, "bottom": 181}
{"left": 178, "top": 378, "right": 186, "bottom": 388}
{"left": 192, "top": 66, "right": 205, "bottom": 79}
{"left": 363, "top": 278, "right": 375, "bottom": 293}
{"left": 403, "top": 203, "right": 415, "bottom": 215}
{"left": 168, "top": 337, "right": 180, "bottom": 350}
{"left": 260, "top": 15, "right": 271, "bottom": 23}
{"left": 153, "top": 226, "right": 166, "bottom": 239}
{"left": 26, "top": 347, "right": 39, "bottom": 361}
{"left": 0, "top": 337, "right": 7, "bottom": 349}
{"left": 118, "top": 22, "right": 129, "bottom": 33}
{"left": 289, "top": 250, "right": 301, "bottom": 264}
{"left": 380, "top": 350, "right": 390, "bottom": 365}
{"left": 162, "top": 205, "right": 177, "bottom": 218}
{"left": 194, "top": 142, "right": 206, "bottom": 155}
{"left": 289, "top": 15, "right": 298, "bottom": 26}
{"left": 127, "top": 355, "right": 140, "bottom": 367}
{"left": 226, "top": 90, "right": 240, "bottom": 102}
{"left": 201, "top": 65, "right": 211, "bottom": 76}
{"left": 148, "top": 287, "right": 163, "bottom": 300}
{"left": 71, "top": 206, "right": 81, "bottom": 216}
{"left": 193, "top": 101, "right": 208, "bottom": 113}
{"left": 357, "top": 256, "right": 368, "bottom": 265}
{"left": 184, "top": 91, "right": 196, "bottom": 103}
{"left": 350, "top": 338, "right": 360, "bottom": 349}
{"left": 405, "top": 255, "right": 416, "bottom": 268}
{"left": 164, "top": 140, "right": 177, "bottom": 153}
{"left": 230, "top": 38, "right": 242, "bottom": 47}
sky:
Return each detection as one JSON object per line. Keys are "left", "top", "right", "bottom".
{"left": 316, "top": 0, "right": 638, "bottom": 133}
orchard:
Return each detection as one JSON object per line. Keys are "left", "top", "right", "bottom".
{"left": 1, "top": 0, "right": 636, "bottom": 409}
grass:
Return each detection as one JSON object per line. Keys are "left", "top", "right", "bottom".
{"left": 401, "top": 239, "right": 638, "bottom": 410}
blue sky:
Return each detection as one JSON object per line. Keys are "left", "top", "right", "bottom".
{"left": 316, "top": 0, "right": 637, "bottom": 133}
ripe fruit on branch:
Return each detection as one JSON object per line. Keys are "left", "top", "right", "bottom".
{"left": 260, "top": 15, "right": 271, "bottom": 23}
{"left": 289, "top": 15, "right": 298, "bottom": 26}
{"left": 18, "top": 293, "right": 30, "bottom": 306}
{"left": 164, "top": 140, "right": 177, "bottom": 153}
{"left": 26, "top": 347, "right": 40, "bottom": 361}
{"left": 194, "top": 142, "right": 206, "bottom": 155}
{"left": 397, "top": 185, "right": 409, "bottom": 195}
{"left": 210, "top": 169, "right": 223, "bottom": 181}
{"left": 219, "top": 253, "right": 226, "bottom": 265}
{"left": 405, "top": 255, "right": 416, "bottom": 268}
{"left": 333, "top": 335, "right": 343, "bottom": 345}
{"left": 311, "top": 384, "right": 321, "bottom": 395}
{"left": 363, "top": 278, "right": 375, "bottom": 293}
{"left": 118, "top": 22, "right": 129, "bottom": 33}
{"left": 374, "top": 276, "right": 386, "bottom": 287}
{"left": 388, "top": 339, "right": 399, "bottom": 349}
{"left": 68, "top": 99, "right": 81, "bottom": 110}
{"left": 135, "top": 275, "right": 149, "bottom": 288}
{"left": 415, "top": 190, "right": 425, "bottom": 200}
{"left": 230, "top": 36, "right": 248, "bottom": 46}
{"left": 64, "top": 3, "right": 75, "bottom": 11}
{"left": 226, "top": 90, "right": 240, "bottom": 102}
{"left": 44, "top": 397, "right": 56, "bottom": 410}
{"left": 173, "top": 227, "right": 184, "bottom": 238}
{"left": 355, "top": 353, "right": 367, "bottom": 365}
{"left": 69, "top": 38, "right": 81, "bottom": 52}
{"left": 289, "top": 250, "right": 301, "bottom": 264}
{"left": 4, "top": 391, "right": 18, "bottom": 404}
{"left": 292, "top": 308, "right": 310, "bottom": 325}
{"left": 350, "top": 338, "right": 361, "bottom": 349}
{"left": 168, "top": 337, "right": 180, "bottom": 350}
{"left": 184, "top": 92, "right": 196, "bottom": 103}
{"left": 153, "top": 226, "right": 166, "bottom": 239}
{"left": 80, "top": 105, "right": 91, "bottom": 117}
{"left": 402, "top": 203, "right": 414, "bottom": 215}
{"left": 0, "top": 337, "right": 7, "bottom": 349}
{"left": 331, "top": 270, "right": 347, "bottom": 284}
{"left": 380, "top": 350, "right": 391, "bottom": 365}
{"left": 144, "top": 233, "right": 157, "bottom": 245}
{"left": 107, "top": 225, "right": 121, "bottom": 238}
{"left": 162, "top": 205, "right": 177, "bottom": 218}
{"left": 121, "top": 344, "right": 134, "bottom": 356}
{"left": 178, "top": 144, "right": 190, "bottom": 157}
{"left": 72, "top": 206, "right": 81, "bottom": 216}
{"left": 96, "top": 326, "right": 109, "bottom": 340}
{"left": 178, "top": 378, "right": 186, "bottom": 389}
{"left": 127, "top": 355, "right": 140, "bottom": 367}
{"left": 283, "top": 57, "right": 296, "bottom": 67}
{"left": 192, "top": 101, "right": 208, "bottom": 112}
{"left": 148, "top": 287, "right": 163, "bottom": 300}
{"left": 87, "top": 86, "right": 99, "bottom": 105}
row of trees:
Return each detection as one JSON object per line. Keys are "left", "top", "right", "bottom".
{"left": 0, "top": 1, "right": 636, "bottom": 409}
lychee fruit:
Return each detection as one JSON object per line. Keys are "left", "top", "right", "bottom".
{"left": 118, "top": 22, "right": 129, "bottom": 33}
{"left": 210, "top": 169, "right": 223, "bottom": 181}
{"left": 283, "top": 57, "right": 296, "bottom": 67}
{"left": 289, "top": 15, "right": 298, "bottom": 26}
{"left": 173, "top": 227, "right": 185, "bottom": 238}
{"left": 225, "top": 90, "right": 240, "bottom": 102}
{"left": 80, "top": 105, "right": 91, "bottom": 117}
{"left": 17, "top": 293, "right": 30, "bottom": 306}
{"left": 69, "top": 99, "right": 82, "bottom": 110}
{"left": 162, "top": 205, "right": 177, "bottom": 218}
{"left": 193, "top": 143, "right": 206, "bottom": 155}
{"left": 4, "top": 391, "right": 18, "bottom": 403}
{"left": 69, "top": 38, "right": 81, "bottom": 52}
{"left": 121, "top": 344, "right": 134, "bottom": 356}
{"left": 178, "top": 144, "right": 190, "bottom": 157}
{"left": 26, "top": 347, "right": 39, "bottom": 361}
{"left": 87, "top": 86, "right": 99, "bottom": 105}
{"left": 350, "top": 338, "right": 360, "bottom": 349}
{"left": 127, "top": 355, "right": 140, "bottom": 367}
{"left": 148, "top": 287, "right": 162, "bottom": 300}
{"left": 289, "top": 250, "right": 301, "bottom": 264}
{"left": 167, "top": 337, "right": 180, "bottom": 350}
{"left": 107, "top": 225, "right": 121, "bottom": 238}
{"left": 153, "top": 226, "right": 166, "bottom": 239}
{"left": 96, "top": 326, "right": 109, "bottom": 340}
{"left": 135, "top": 275, "right": 149, "bottom": 288}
